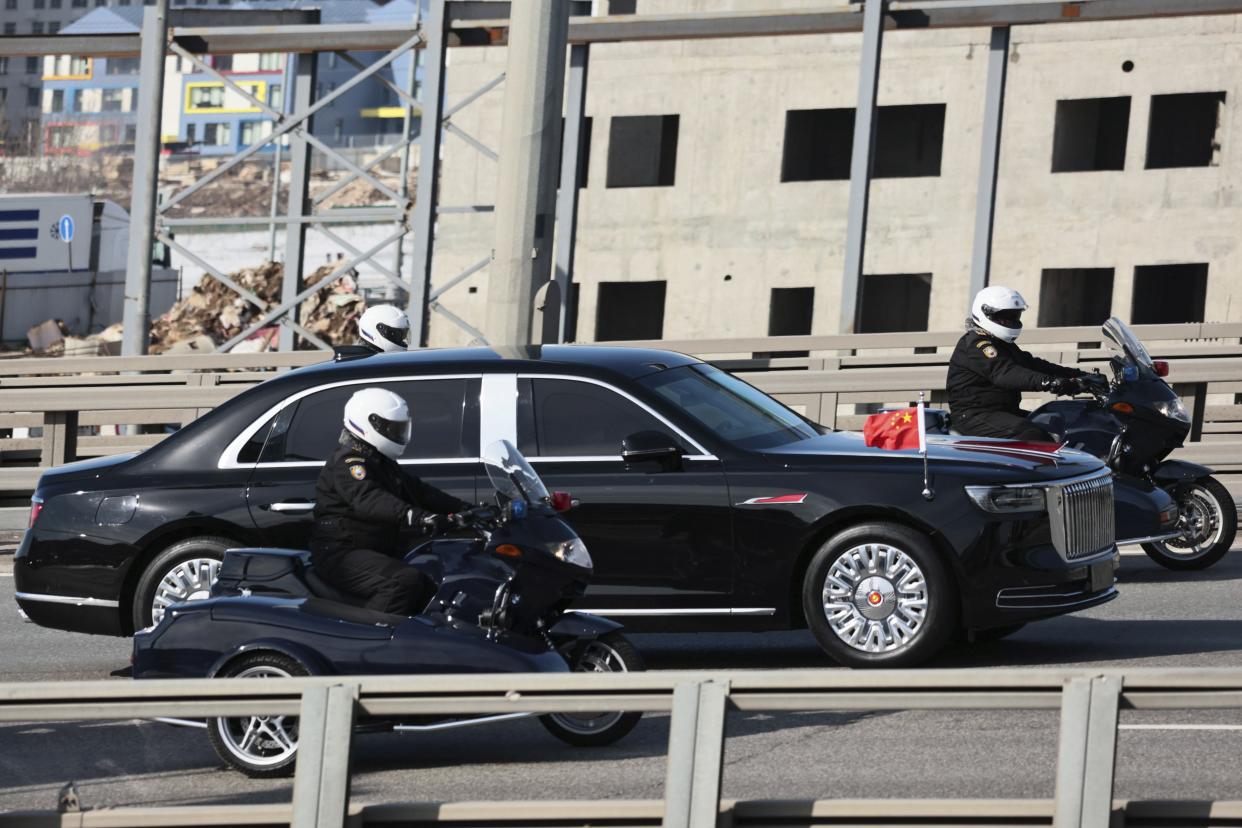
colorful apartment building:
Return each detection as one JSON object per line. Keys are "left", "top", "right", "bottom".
{"left": 47, "top": 0, "right": 419, "bottom": 157}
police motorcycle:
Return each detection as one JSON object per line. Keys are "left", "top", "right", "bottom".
{"left": 1026, "top": 317, "right": 1236, "bottom": 570}
{"left": 132, "top": 439, "right": 643, "bottom": 777}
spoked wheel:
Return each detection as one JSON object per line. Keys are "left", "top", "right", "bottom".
{"left": 802, "top": 522, "right": 956, "bottom": 668}
{"left": 132, "top": 537, "right": 230, "bottom": 631}
{"left": 207, "top": 653, "right": 307, "bottom": 777}
{"left": 540, "top": 632, "right": 643, "bottom": 747}
{"left": 1143, "top": 477, "right": 1237, "bottom": 570}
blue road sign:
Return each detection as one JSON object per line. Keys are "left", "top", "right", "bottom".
{"left": 58, "top": 214, "right": 74, "bottom": 243}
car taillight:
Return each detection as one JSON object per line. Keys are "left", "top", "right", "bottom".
{"left": 1153, "top": 360, "right": 1170, "bottom": 377}
{"left": 28, "top": 499, "right": 43, "bottom": 528}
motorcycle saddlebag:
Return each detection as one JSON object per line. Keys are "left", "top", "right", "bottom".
{"left": 212, "top": 548, "right": 313, "bottom": 598}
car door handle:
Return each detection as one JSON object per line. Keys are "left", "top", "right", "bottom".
{"left": 268, "top": 500, "right": 315, "bottom": 513}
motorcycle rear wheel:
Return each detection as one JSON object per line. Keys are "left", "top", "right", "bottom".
{"left": 1142, "top": 476, "right": 1237, "bottom": 570}
{"left": 540, "top": 631, "right": 643, "bottom": 747}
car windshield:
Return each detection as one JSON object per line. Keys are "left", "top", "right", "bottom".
{"left": 483, "top": 439, "right": 550, "bottom": 505}
{"left": 638, "top": 364, "right": 818, "bottom": 450}
{"left": 1103, "top": 317, "right": 1154, "bottom": 369}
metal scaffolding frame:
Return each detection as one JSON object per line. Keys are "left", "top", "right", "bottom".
{"left": 7, "top": 0, "right": 1242, "bottom": 350}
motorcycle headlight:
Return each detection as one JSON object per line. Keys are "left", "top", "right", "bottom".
{"left": 1152, "top": 398, "right": 1190, "bottom": 424}
{"left": 964, "top": 485, "right": 1046, "bottom": 514}
{"left": 553, "top": 537, "right": 592, "bottom": 569}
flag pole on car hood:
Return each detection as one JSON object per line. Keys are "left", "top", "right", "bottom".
{"left": 919, "top": 391, "right": 934, "bottom": 501}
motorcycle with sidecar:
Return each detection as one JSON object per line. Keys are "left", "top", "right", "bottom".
{"left": 132, "top": 439, "right": 643, "bottom": 776}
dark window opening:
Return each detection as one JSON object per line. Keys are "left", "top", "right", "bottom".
{"left": 1051, "top": 97, "right": 1130, "bottom": 172}
{"left": 758, "top": 286, "right": 814, "bottom": 359}
{"left": 518, "top": 377, "right": 672, "bottom": 458}
{"left": 1038, "top": 268, "right": 1115, "bottom": 326}
{"left": 605, "top": 114, "right": 678, "bottom": 188}
{"left": 1146, "top": 92, "right": 1225, "bottom": 169}
{"left": 595, "top": 281, "right": 666, "bottom": 341}
{"left": 857, "top": 273, "right": 933, "bottom": 333}
{"left": 609, "top": 0, "right": 636, "bottom": 12}
{"left": 780, "top": 103, "right": 945, "bottom": 181}
{"left": 1132, "top": 264, "right": 1208, "bottom": 324}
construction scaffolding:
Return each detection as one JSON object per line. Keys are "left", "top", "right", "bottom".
{"left": 5, "top": 0, "right": 1242, "bottom": 353}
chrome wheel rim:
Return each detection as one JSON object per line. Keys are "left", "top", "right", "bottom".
{"left": 822, "top": 544, "right": 928, "bottom": 654}
{"left": 549, "top": 640, "right": 628, "bottom": 735}
{"left": 215, "top": 665, "right": 299, "bottom": 767}
{"left": 1155, "top": 484, "right": 1225, "bottom": 560}
{"left": 151, "top": 557, "right": 221, "bottom": 626}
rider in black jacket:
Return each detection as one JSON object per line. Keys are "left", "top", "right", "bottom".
{"left": 948, "top": 286, "right": 1091, "bottom": 442}
{"left": 309, "top": 387, "right": 469, "bottom": 614}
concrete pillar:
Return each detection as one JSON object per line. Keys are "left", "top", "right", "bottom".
{"left": 486, "top": 0, "right": 570, "bottom": 346}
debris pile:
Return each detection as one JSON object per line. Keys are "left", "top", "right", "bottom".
{"left": 148, "top": 261, "right": 365, "bottom": 354}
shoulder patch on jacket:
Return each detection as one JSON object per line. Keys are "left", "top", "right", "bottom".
{"left": 348, "top": 463, "right": 367, "bottom": 480}
{"left": 981, "top": 344, "right": 998, "bottom": 359}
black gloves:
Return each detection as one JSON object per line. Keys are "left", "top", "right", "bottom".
{"left": 417, "top": 512, "right": 451, "bottom": 534}
{"left": 1043, "top": 377, "right": 1079, "bottom": 396}
{"left": 1044, "top": 373, "right": 1107, "bottom": 396}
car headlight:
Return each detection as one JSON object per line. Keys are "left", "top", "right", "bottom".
{"left": 964, "top": 485, "right": 1046, "bottom": 514}
{"left": 553, "top": 537, "right": 592, "bottom": 569}
{"left": 1153, "top": 398, "right": 1190, "bottom": 424}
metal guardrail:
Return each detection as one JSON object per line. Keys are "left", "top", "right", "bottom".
{"left": 2, "top": 668, "right": 1242, "bottom": 828}
{"left": 5, "top": 322, "right": 1242, "bottom": 492}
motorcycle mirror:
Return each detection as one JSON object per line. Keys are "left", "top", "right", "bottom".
{"left": 1153, "top": 360, "right": 1170, "bottom": 377}
{"left": 550, "top": 491, "right": 573, "bottom": 512}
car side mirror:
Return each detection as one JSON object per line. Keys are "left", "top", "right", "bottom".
{"left": 621, "top": 430, "right": 682, "bottom": 470}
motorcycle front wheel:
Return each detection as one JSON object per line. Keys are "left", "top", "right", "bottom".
{"left": 1143, "top": 476, "right": 1237, "bottom": 570}
{"left": 540, "top": 631, "right": 643, "bottom": 747}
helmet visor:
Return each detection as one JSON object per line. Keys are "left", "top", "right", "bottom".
{"left": 986, "top": 307, "right": 1024, "bottom": 330}
{"left": 376, "top": 321, "right": 408, "bottom": 349}
{"left": 368, "top": 412, "right": 412, "bottom": 447}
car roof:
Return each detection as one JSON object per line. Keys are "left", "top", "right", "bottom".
{"left": 288, "top": 344, "right": 703, "bottom": 384}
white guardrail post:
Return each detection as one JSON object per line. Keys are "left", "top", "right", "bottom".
{"left": 292, "top": 683, "right": 360, "bottom": 828}
{"left": 663, "top": 679, "right": 730, "bottom": 828}
{"left": 1053, "top": 676, "right": 1122, "bottom": 828}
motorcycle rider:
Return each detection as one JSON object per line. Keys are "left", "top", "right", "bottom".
{"left": 357, "top": 304, "right": 410, "bottom": 354}
{"left": 308, "top": 387, "right": 469, "bottom": 615}
{"left": 948, "top": 286, "right": 1095, "bottom": 442}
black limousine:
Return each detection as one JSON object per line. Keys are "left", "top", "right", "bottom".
{"left": 14, "top": 345, "right": 1146, "bottom": 667}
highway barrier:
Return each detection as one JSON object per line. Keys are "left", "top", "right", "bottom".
{"left": 2, "top": 668, "right": 1242, "bottom": 828}
{"left": 4, "top": 322, "right": 1242, "bottom": 494}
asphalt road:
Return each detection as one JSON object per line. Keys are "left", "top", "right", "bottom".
{"left": 3, "top": 549, "right": 1242, "bottom": 812}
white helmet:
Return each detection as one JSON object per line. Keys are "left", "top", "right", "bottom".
{"left": 971, "top": 285, "right": 1028, "bottom": 343}
{"left": 343, "top": 387, "right": 411, "bottom": 460}
{"left": 358, "top": 304, "right": 410, "bottom": 353}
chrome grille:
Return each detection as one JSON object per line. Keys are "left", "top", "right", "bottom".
{"left": 1048, "top": 472, "right": 1115, "bottom": 561}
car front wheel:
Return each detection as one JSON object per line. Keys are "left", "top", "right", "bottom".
{"left": 802, "top": 522, "right": 956, "bottom": 668}
{"left": 132, "top": 536, "right": 231, "bottom": 631}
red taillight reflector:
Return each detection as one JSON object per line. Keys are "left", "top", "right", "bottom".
{"left": 1153, "top": 360, "right": 1170, "bottom": 377}
{"left": 494, "top": 544, "right": 522, "bottom": 558}
{"left": 1111, "top": 402, "right": 1135, "bottom": 415}
{"left": 28, "top": 500, "right": 42, "bottom": 528}
{"left": 550, "top": 491, "right": 573, "bottom": 512}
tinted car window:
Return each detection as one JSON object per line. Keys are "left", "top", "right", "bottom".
{"left": 269, "top": 379, "right": 477, "bottom": 462}
{"left": 520, "top": 377, "right": 676, "bottom": 457}
{"left": 639, "top": 364, "right": 816, "bottom": 449}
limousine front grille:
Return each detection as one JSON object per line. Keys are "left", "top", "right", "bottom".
{"left": 1046, "top": 471, "right": 1115, "bottom": 562}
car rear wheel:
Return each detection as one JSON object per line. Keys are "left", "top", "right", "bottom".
{"left": 802, "top": 522, "right": 957, "bottom": 668}
{"left": 132, "top": 536, "right": 231, "bottom": 631}
{"left": 207, "top": 652, "right": 307, "bottom": 778}
{"left": 540, "top": 632, "right": 644, "bottom": 747}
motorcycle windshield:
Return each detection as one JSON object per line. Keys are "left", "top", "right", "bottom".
{"left": 483, "top": 439, "right": 551, "bottom": 506}
{"left": 1103, "top": 317, "right": 1154, "bottom": 369}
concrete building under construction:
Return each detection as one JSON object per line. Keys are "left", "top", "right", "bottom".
{"left": 424, "top": 1, "right": 1242, "bottom": 347}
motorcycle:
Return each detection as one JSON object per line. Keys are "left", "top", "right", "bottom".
{"left": 132, "top": 439, "right": 644, "bottom": 777}
{"left": 1027, "top": 317, "right": 1237, "bottom": 570}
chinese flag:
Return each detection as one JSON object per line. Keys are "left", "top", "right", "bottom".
{"left": 863, "top": 407, "right": 922, "bottom": 450}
